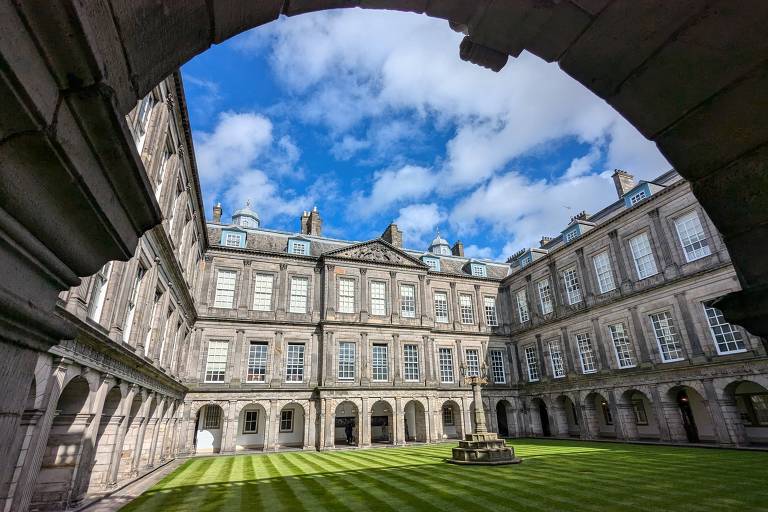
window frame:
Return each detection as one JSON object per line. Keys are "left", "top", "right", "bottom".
{"left": 288, "top": 276, "right": 309, "bottom": 314}
{"left": 280, "top": 409, "right": 294, "bottom": 432}
{"left": 246, "top": 342, "right": 268, "bottom": 383}
{"left": 548, "top": 340, "right": 566, "bottom": 378}
{"left": 438, "top": 347, "right": 454, "bottom": 383}
{"left": 285, "top": 343, "right": 305, "bottom": 382}
{"left": 204, "top": 340, "right": 229, "bottom": 383}
{"left": 703, "top": 303, "right": 746, "bottom": 355}
{"left": 575, "top": 332, "right": 597, "bottom": 374}
{"left": 372, "top": 343, "right": 389, "bottom": 382}
{"left": 337, "top": 341, "right": 356, "bottom": 381}
{"left": 489, "top": 349, "right": 506, "bottom": 384}
{"left": 252, "top": 273, "right": 274, "bottom": 312}
{"left": 537, "top": 278, "right": 553, "bottom": 315}
{"left": 337, "top": 277, "right": 356, "bottom": 314}
{"left": 243, "top": 410, "right": 259, "bottom": 434}
{"left": 650, "top": 311, "right": 684, "bottom": 362}
{"left": 403, "top": 343, "right": 420, "bottom": 382}
{"left": 399, "top": 283, "right": 416, "bottom": 318}
{"left": 592, "top": 251, "right": 616, "bottom": 294}
{"left": 370, "top": 281, "right": 387, "bottom": 316}
{"left": 563, "top": 267, "right": 582, "bottom": 305}
{"left": 213, "top": 269, "right": 237, "bottom": 309}
{"left": 434, "top": 291, "right": 449, "bottom": 323}
{"left": 204, "top": 405, "right": 221, "bottom": 429}
{"left": 459, "top": 294, "right": 474, "bottom": 324}
{"left": 524, "top": 345, "right": 540, "bottom": 382}
{"left": 484, "top": 296, "right": 498, "bottom": 327}
{"left": 608, "top": 323, "right": 636, "bottom": 369}
{"left": 674, "top": 211, "right": 711, "bottom": 263}
{"left": 515, "top": 288, "right": 530, "bottom": 323}
{"left": 465, "top": 348, "right": 480, "bottom": 377}
{"left": 629, "top": 232, "right": 658, "bottom": 280}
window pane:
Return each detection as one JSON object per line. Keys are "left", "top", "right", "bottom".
{"left": 490, "top": 349, "right": 505, "bottom": 384}
{"left": 563, "top": 268, "right": 582, "bottom": 305}
{"left": 370, "top": 281, "right": 386, "bottom": 316}
{"left": 459, "top": 294, "right": 474, "bottom": 324}
{"left": 549, "top": 341, "right": 565, "bottom": 378}
{"left": 338, "top": 341, "right": 355, "bottom": 380}
{"left": 703, "top": 304, "right": 745, "bottom": 354}
{"left": 289, "top": 277, "right": 309, "bottom": 313}
{"left": 243, "top": 410, "right": 259, "bottom": 433}
{"left": 204, "top": 406, "right": 221, "bottom": 429}
{"left": 465, "top": 348, "right": 480, "bottom": 377}
{"left": 285, "top": 343, "right": 305, "bottom": 382}
{"left": 593, "top": 251, "right": 616, "bottom": 293}
{"left": 403, "top": 344, "right": 419, "bottom": 381}
{"left": 372, "top": 344, "right": 389, "bottom": 381}
{"left": 214, "top": 270, "right": 236, "bottom": 308}
{"left": 247, "top": 342, "right": 268, "bottom": 382}
{"left": 280, "top": 410, "right": 293, "bottom": 431}
{"left": 439, "top": 348, "right": 454, "bottom": 383}
{"left": 205, "top": 340, "right": 228, "bottom": 382}
{"left": 525, "top": 346, "right": 539, "bottom": 382}
{"left": 516, "top": 289, "right": 529, "bottom": 322}
{"left": 400, "top": 284, "right": 416, "bottom": 318}
{"left": 675, "top": 212, "right": 711, "bottom": 262}
{"left": 537, "top": 279, "right": 553, "bottom": 315}
{"left": 576, "top": 333, "right": 597, "bottom": 373}
{"left": 608, "top": 323, "right": 636, "bottom": 368}
{"left": 338, "top": 278, "right": 355, "bottom": 314}
{"left": 629, "top": 233, "right": 658, "bottom": 279}
{"left": 434, "top": 291, "right": 449, "bottom": 323}
{"left": 650, "top": 312, "right": 683, "bottom": 362}
{"left": 484, "top": 296, "right": 498, "bottom": 326}
{"left": 252, "top": 274, "right": 273, "bottom": 311}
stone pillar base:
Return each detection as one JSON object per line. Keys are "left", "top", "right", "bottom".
{"left": 448, "top": 433, "right": 522, "bottom": 465}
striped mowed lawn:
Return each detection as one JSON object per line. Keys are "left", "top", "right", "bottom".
{"left": 120, "top": 440, "right": 768, "bottom": 512}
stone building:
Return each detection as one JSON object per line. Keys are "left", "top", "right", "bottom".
{"left": 2, "top": 73, "right": 768, "bottom": 511}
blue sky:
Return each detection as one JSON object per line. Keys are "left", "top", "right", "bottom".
{"left": 182, "top": 9, "right": 668, "bottom": 261}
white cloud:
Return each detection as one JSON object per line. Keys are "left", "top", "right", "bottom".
{"left": 463, "top": 244, "right": 495, "bottom": 260}
{"left": 351, "top": 165, "right": 437, "bottom": 217}
{"left": 394, "top": 203, "right": 444, "bottom": 249}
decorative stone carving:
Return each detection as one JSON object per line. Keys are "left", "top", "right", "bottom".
{"left": 327, "top": 241, "right": 423, "bottom": 267}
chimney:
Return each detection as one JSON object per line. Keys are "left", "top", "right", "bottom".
{"left": 451, "top": 240, "right": 464, "bottom": 257}
{"left": 381, "top": 223, "right": 403, "bottom": 248}
{"left": 212, "top": 202, "right": 222, "bottom": 223}
{"left": 307, "top": 206, "right": 322, "bottom": 236}
{"left": 611, "top": 169, "right": 636, "bottom": 198}
{"left": 300, "top": 210, "right": 310, "bottom": 234}
{"left": 539, "top": 236, "right": 553, "bottom": 248}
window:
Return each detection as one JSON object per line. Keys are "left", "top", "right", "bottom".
{"left": 484, "top": 296, "right": 498, "bottom": 326}
{"left": 537, "top": 279, "right": 553, "bottom": 315}
{"left": 403, "top": 344, "right": 419, "bottom": 382}
{"left": 280, "top": 409, "right": 294, "bottom": 432}
{"left": 490, "top": 349, "right": 505, "bottom": 384}
{"left": 133, "top": 93, "right": 155, "bottom": 150}
{"left": 442, "top": 406, "right": 455, "bottom": 426}
{"left": 515, "top": 289, "right": 530, "bottom": 323}
{"left": 204, "top": 340, "right": 228, "bottom": 382}
{"left": 372, "top": 344, "right": 389, "bottom": 381}
{"left": 564, "top": 229, "right": 579, "bottom": 243}
{"left": 155, "top": 141, "right": 171, "bottom": 200}
{"left": 204, "top": 406, "right": 221, "bottom": 429}
{"left": 289, "top": 240, "right": 309, "bottom": 255}
{"left": 470, "top": 263, "right": 487, "bottom": 277}
{"left": 748, "top": 395, "right": 768, "bottom": 426}
{"left": 285, "top": 343, "right": 305, "bottom": 382}
{"left": 629, "top": 233, "right": 658, "bottom": 279}
{"left": 465, "top": 348, "right": 480, "bottom": 377}
{"left": 423, "top": 257, "right": 440, "bottom": 271}
{"left": 632, "top": 400, "right": 648, "bottom": 425}
{"left": 246, "top": 342, "right": 268, "bottom": 382}
{"left": 576, "top": 333, "right": 597, "bottom": 374}
{"left": 338, "top": 278, "right": 355, "bottom": 314}
{"left": 628, "top": 189, "right": 647, "bottom": 205}
{"left": 438, "top": 348, "right": 454, "bottom": 383}
{"left": 122, "top": 266, "right": 145, "bottom": 342}
{"left": 703, "top": 303, "right": 745, "bottom": 354}
{"left": 400, "top": 284, "right": 416, "bottom": 318}
{"left": 519, "top": 255, "right": 532, "bottom": 268}
{"left": 675, "top": 212, "right": 711, "bottom": 262}
{"left": 459, "top": 294, "right": 474, "bottom": 324}
{"left": 650, "top": 311, "right": 684, "bottom": 362}
{"left": 338, "top": 341, "right": 355, "bottom": 380}
{"left": 434, "top": 291, "right": 449, "bottom": 323}
{"left": 524, "top": 346, "right": 539, "bottom": 382}
{"left": 252, "top": 274, "right": 273, "bottom": 311}
{"left": 87, "top": 262, "right": 112, "bottom": 322}
{"left": 243, "top": 410, "right": 259, "bottom": 433}
{"left": 563, "top": 268, "right": 582, "bottom": 305}
{"left": 224, "top": 232, "right": 241, "bottom": 247}
{"left": 144, "top": 289, "right": 161, "bottom": 353}
{"left": 548, "top": 341, "right": 565, "bottom": 378}
{"left": 370, "top": 281, "right": 386, "bottom": 316}
{"left": 608, "top": 323, "right": 636, "bottom": 368}
{"left": 593, "top": 251, "right": 616, "bottom": 293}
{"left": 157, "top": 306, "right": 172, "bottom": 364}
{"left": 213, "top": 269, "right": 236, "bottom": 308}
{"left": 289, "top": 276, "right": 309, "bottom": 313}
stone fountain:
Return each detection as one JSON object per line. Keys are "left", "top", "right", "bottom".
{"left": 448, "top": 365, "right": 522, "bottom": 465}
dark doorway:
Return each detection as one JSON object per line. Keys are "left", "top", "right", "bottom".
{"left": 496, "top": 402, "right": 509, "bottom": 437}
{"left": 677, "top": 390, "right": 699, "bottom": 443}
{"left": 537, "top": 400, "right": 552, "bottom": 437}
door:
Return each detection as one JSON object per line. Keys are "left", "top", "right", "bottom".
{"left": 677, "top": 390, "right": 699, "bottom": 443}
{"left": 496, "top": 402, "right": 509, "bottom": 437}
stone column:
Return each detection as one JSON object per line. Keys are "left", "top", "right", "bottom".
{"left": 131, "top": 391, "right": 153, "bottom": 475}
{"left": 535, "top": 335, "right": 548, "bottom": 379}
{"left": 232, "top": 329, "right": 245, "bottom": 386}
{"left": 147, "top": 396, "right": 167, "bottom": 467}
{"left": 575, "top": 248, "right": 595, "bottom": 305}
{"left": 559, "top": 326, "right": 575, "bottom": 372}
{"left": 392, "top": 334, "right": 401, "bottom": 384}
{"left": 107, "top": 384, "right": 138, "bottom": 487}
{"left": 717, "top": 398, "right": 748, "bottom": 446}
{"left": 323, "top": 398, "right": 334, "bottom": 449}
{"left": 474, "top": 285, "right": 486, "bottom": 331}
{"left": 394, "top": 398, "right": 405, "bottom": 445}
{"left": 547, "top": 262, "right": 563, "bottom": 315}
{"left": 418, "top": 275, "right": 428, "bottom": 325}
{"left": 449, "top": 282, "right": 460, "bottom": 330}
{"left": 359, "top": 269, "right": 369, "bottom": 322}
{"left": 238, "top": 261, "right": 251, "bottom": 311}
{"left": 325, "top": 265, "right": 336, "bottom": 320}
{"left": 322, "top": 330, "right": 334, "bottom": 387}
{"left": 591, "top": 318, "right": 610, "bottom": 370}
{"left": 360, "top": 398, "right": 371, "bottom": 448}
{"left": 461, "top": 396, "right": 472, "bottom": 436}
{"left": 649, "top": 387, "right": 672, "bottom": 441}
{"left": 675, "top": 292, "right": 705, "bottom": 359}
{"left": 276, "top": 263, "right": 288, "bottom": 319}
{"left": 551, "top": 400, "right": 570, "bottom": 437}
{"left": 426, "top": 397, "right": 436, "bottom": 442}
{"left": 608, "top": 230, "right": 632, "bottom": 292}
{"left": 303, "top": 402, "right": 312, "bottom": 450}
{"left": 629, "top": 306, "right": 652, "bottom": 364}
{"left": 659, "top": 400, "right": 687, "bottom": 442}
{"left": 262, "top": 402, "right": 273, "bottom": 452}
{"left": 581, "top": 399, "right": 600, "bottom": 440}
{"left": 616, "top": 403, "right": 639, "bottom": 441}
{"left": 360, "top": 332, "right": 369, "bottom": 386}
{"left": 389, "top": 271, "right": 399, "bottom": 323}
{"left": 422, "top": 335, "right": 431, "bottom": 385}
{"left": 271, "top": 331, "right": 285, "bottom": 386}
{"left": 607, "top": 390, "right": 626, "bottom": 441}
{"left": 268, "top": 400, "right": 280, "bottom": 451}
{"left": 702, "top": 379, "right": 734, "bottom": 445}
{"left": 648, "top": 208, "right": 678, "bottom": 277}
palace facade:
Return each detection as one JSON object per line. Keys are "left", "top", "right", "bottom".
{"left": 3, "top": 73, "right": 767, "bottom": 512}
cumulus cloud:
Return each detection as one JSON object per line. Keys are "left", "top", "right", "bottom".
{"left": 394, "top": 203, "right": 445, "bottom": 249}
{"left": 351, "top": 165, "right": 437, "bottom": 217}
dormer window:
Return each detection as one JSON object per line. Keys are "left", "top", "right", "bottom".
{"left": 629, "top": 189, "right": 647, "bottom": 205}
{"left": 220, "top": 230, "right": 245, "bottom": 248}
{"left": 564, "top": 229, "right": 579, "bottom": 243}
{"left": 470, "top": 263, "right": 487, "bottom": 277}
{"left": 520, "top": 254, "right": 532, "bottom": 268}
{"left": 288, "top": 239, "right": 310, "bottom": 256}
{"left": 422, "top": 256, "right": 440, "bottom": 272}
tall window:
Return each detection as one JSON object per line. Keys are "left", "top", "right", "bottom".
{"left": 434, "top": 291, "right": 449, "bottom": 323}
{"left": 537, "top": 279, "right": 553, "bottom": 314}
{"left": 576, "top": 333, "right": 597, "bottom": 374}
{"left": 442, "top": 406, "right": 454, "bottom": 426}
{"left": 144, "top": 289, "right": 161, "bottom": 353}
{"left": 122, "top": 266, "right": 145, "bottom": 342}
{"left": 465, "top": 348, "right": 480, "bottom": 377}
{"left": 157, "top": 306, "right": 172, "bottom": 363}
{"left": 650, "top": 311, "right": 684, "bottom": 362}
{"left": 155, "top": 141, "right": 172, "bottom": 200}
{"left": 289, "top": 276, "right": 309, "bottom": 313}
{"left": 515, "top": 289, "right": 529, "bottom": 323}
{"left": 87, "top": 262, "right": 112, "bottom": 322}
{"left": 370, "top": 281, "right": 386, "bottom": 316}
{"left": 213, "top": 269, "right": 236, "bottom": 308}
{"left": 548, "top": 341, "right": 565, "bottom": 378}
{"left": 204, "top": 406, "right": 221, "bottom": 429}
{"left": 675, "top": 212, "right": 710, "bottom": 262}
{"left": 252, "top": 274, "right": 273, "bottom": 311}
{"left": 608, "top": 323, "right": 636, "bottom": 368}
{"left": 403, "top": 344, "right": 419, "bottom": 382}
{"left": 372, "top": 344, "right": 389, "bottom": 381}
{"left": 338, "top": 341, "right": 355, "bottom": 380}
{"left": 629, "top": 233, "right": 658, "bottom": 279}
{"left": 632, "top": 400, "right": 648, "bottom": 425}
{"left": 204, "top": 340, "right": 228, "bottom": 382}
{"left": 246, "top": 342, "right": 268, "bottom": 382}
{"left": 703, "top": 303, "right": 745, "bottom": 354}
{"left": 133, "top": 93, "right": 155, "bottom": 150}
{"left": 285, "top": 343, "right": 305, "bottom": 382}
{"left": 563, "top": 268, "right": 582, "bottom": 305}
{"left": 280, "top": 409, "right": 294, "bottom": 432}
{"left": 400, "top": 284, "right": 416, "bottom": 318}
{"left": 524, "top": 346, "right": 539, "bottom": 382}
{"left": 438, "top": 347, "right": 454, "bottom": 383}
{"left": 484, "top": 296, "right": 498, "bottom": 326}
{"left": 490, "top": 349, "right": 505, "bottom": 384}
{"left": 593, "top": 251, "right": 616, "bottom": 293}
{"left": 243, "top": 410, "right": 258, "bottom": 433}
{"left": 338, "top": 278, "right": 355, "bottom": 314}
{"left": 459, "top": 294, "right": 474, "bottom": 324}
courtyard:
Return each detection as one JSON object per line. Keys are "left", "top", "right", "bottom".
{"left": 121, "top": 440, "right": 768, "bottom": 511}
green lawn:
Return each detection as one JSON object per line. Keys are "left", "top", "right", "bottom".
{"left": 121, "top": 440, "right": 768, "bottom": 512}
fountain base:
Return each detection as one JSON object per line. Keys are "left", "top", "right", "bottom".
{"left": 447, "top": 432, "right": 522, "bottom": 466}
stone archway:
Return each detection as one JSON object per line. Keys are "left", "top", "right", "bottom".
{"left": 665, "top": 385, "right": 717, "bottom": 444}
{"left": 618, "top": 389, "right": 660, "bottom": 441}
{"left": 87, "top": 385, "right": 124, "bottom": 492}
{"left": 370, "top": 400, "right": 394, "bottom": 444}
{"left": 403, "top": 400, "right": 427, "bottom": 443}
{"left": 334, "top": 401, "right": 360, "bottom": 447}
{"left": 495, "top": 399, "right": 513, "bottom": 438}
{"left": 236, "top": 403, "right": 268, "bottom": 451}
{"left": 554, "top": 395, "right": 580, "bottom": 438}
{"left": 723, "top": 380, "right": 768, "bottom": 446}
{"left": 195, "top": 403, "right": 225, "bottom": 454}
{"left": 530, "top": 398, "right": 552, "bottom": 437}
{"left": 277, "top": 403, "right": 305, "bottom": 449}
{"left": 440, "top": 400, "right": 463, "bottom": 440}
{"left": 583, "top": 391, "right": 617, "bottom": 439}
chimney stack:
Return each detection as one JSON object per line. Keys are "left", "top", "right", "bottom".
{"left": 307, "top": 206, "right": 322, "bottom": 236}
{"left": 212, "top": 202, "right": 222, "bottom": 223}
{"left": 611, "top": 169, "right": 636, "bottom": 198}
{"left": 381, "top": 223, "right": 403, "bottom": 248}
{"left": 300, "top": 210, "right": 310, "bottom": 234}
{"left": 451, "top": 240, "right": 464, "bottom": 257}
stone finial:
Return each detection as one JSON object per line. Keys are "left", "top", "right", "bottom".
{"left": 459, "top": 36, "right": 509, "bottom": 72}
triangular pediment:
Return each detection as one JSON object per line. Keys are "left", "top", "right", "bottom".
{"left": 324, "top": 239, "right": 427, "bottom": 268}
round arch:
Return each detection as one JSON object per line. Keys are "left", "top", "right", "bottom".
{"left": 553, "top": 395, "right": 579, "bottom": 438}
{"left": 403, "top": 399, "right": 427, "bottom": 443}
{"left": 277, "top": 401, "right": 306, "bottom": 449}
{"left": 721, "top": 380, "right": 768, "bottom": 445}
{"left": 440, "top": 399, "right": 463, "bottom": 440}
{"left": 370, "top": 399, "right": 394, "bottom": 444}
{"left": 495, "top": 399, "right": 513, "bottom": 438}
{"left": 237, "top": 402, "right": 268, "bottom": 451}
{"left": 583, "top": 391, "right": 617, "bottom": 439}
{"left": 194, "top": 402, "right": 226, "bottom": 454}
{"left": 665, "top": 385, "right": 716, "bottom": 444}
{"left": 334, "top": 400, "right": 360, "bottom": 447}
{"left": 619, "top": 388, "right": 660, "bottom": 440}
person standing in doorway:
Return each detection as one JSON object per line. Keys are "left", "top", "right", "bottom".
{"left": 345, "top": 420, "right": 354, "bottom": 445}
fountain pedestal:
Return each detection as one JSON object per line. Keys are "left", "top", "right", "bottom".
{"left": 447, "top": 373, "right": 522, "bottom": 466}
